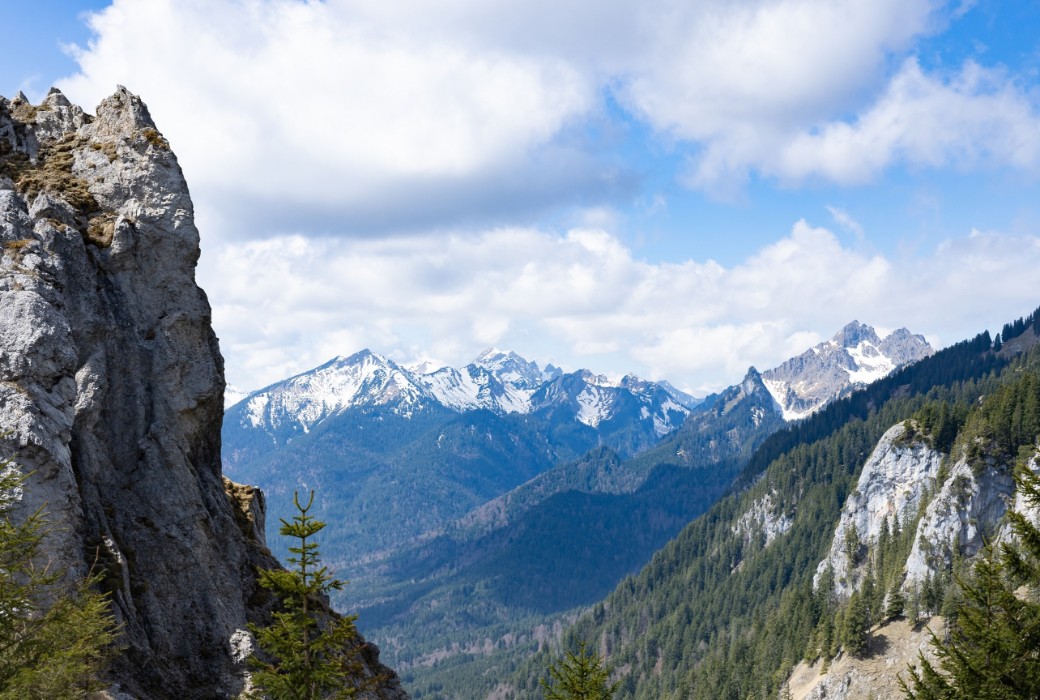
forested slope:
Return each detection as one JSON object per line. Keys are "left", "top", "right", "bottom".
{"left": 509, "top": 309, "right": 1040, "bottom": 699}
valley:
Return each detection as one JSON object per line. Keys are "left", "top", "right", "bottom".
{"left": 222, "top": 321, "right": 939, "bottom": 697}
{"left": 5, "top": 28, "right": 1040, "bottom": 697}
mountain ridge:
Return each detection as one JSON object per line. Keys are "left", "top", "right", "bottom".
{"left": 762, "top": 321, "right": 933, "bottom": 420}
{"left": 230, "top": 347, "right": 698, "bottom": 444}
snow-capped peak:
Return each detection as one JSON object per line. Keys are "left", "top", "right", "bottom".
{"left": 471, "top": 347, "right": 545, "bottom": 389}
{"left": 224, "top": 384, "right": 251, "bottom": 408}
{"left": 762, "top": 322, "right": 933, "bottom": 421}
{"left": 405, "top": 358, "right": 447, "bottom": 375}
{"left": 239, "top": 349, "right": 428, "bottom": 432}
{"left": 232, "top": 348, "right": 695, "bottom": 442}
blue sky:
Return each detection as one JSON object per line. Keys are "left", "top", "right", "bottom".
{"left": 4, "top": 1, "right": 1040, "bottom": 394}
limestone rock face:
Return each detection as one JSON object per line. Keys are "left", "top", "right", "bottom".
{"left": 0, "top": 88, "right": 406, "bottom": 699}
{"left": 903, "top": 455, "right": 1015, "bottom": 589}
{"left": 814, "top": 423, "right": 943, "bottom": 596}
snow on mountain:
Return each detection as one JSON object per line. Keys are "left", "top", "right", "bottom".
{"left": 529, "top": 369, "right": 691, "bottom": 436}
{"left": 575, "top": 384, "right": 613, "bottom": 428}
{"left": 418, "top": 364, "right": 533, "bottom": 414}
{"left": 405, "top": 358, "right": 446, "bottom": 375}
{"left": 472, "top": 347, "right": 554, "bottom": 388}
{"left": 231, "top": 347, "right": 693, "bottom": 439}
{"left": 241, "top": 350, "right": 428, "bottom": 433}
{"left": 224, "top": 383, "right": 251, "bottom": 408}
{"left": 762, "top": 321, "right": 933, "bottom": 421}
{"left": 656, "top": 380, "right": 703, "bottom": 409}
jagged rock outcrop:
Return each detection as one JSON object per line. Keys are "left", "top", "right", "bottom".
{"left": 763, "top": 322, "right": 933, "bottom": 421}
{"left": 814, "top": 416, "right": 1033, "bottom": 597}
{"left": 903, "top": 455, "right": 1016, "bottom": 589}
{"left": 733, "top": 491, "right": 792, "bottom": 548}
{"left": 814, "top": 422, "right": 943, "bottom": 596}
{"left": 0, "top": 88, "right": 406, "bottom": 699}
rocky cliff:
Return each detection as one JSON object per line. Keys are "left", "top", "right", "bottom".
{"left": 0, "top": 88, "right": 406, "bottom": 699}
{"left": 813, "top": 422, "right": 943, "bottom": 596}
{"left": 814, "top": 421, "right": 1033, "bottom": 601}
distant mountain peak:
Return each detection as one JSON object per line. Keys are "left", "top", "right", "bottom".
{"left": 405, "top": 358, "right": 446, "bottom": 375}
{"left": 473, "top": 346, "right": 521, "bottom": 364}
{"left": 832, "top": 320, "right": 880, "bottom": 348}
{"left": 472, "top": 347, "right": 545, "bottom": 389}
{"left": 762, "top": 321, "right": 933, "bottom": 421}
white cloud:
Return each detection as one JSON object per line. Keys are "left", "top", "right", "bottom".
{"left": 621, "top": 0, "right": 942, "bottom": 136}
{"left": 826, "top": 206, "right": 866, "bottom": 244}
{"left": 47, "top": 0, "right": 1040, "bottom": 395}
{"left": 203, "top": 222, "right": 1040, "bottom": 395}
{"left": 54, "top": 0, "right": 1040, "bottom": 229}
{"left": 58, "top": 0, "right": 602, "bottom": 235}
{"left": 774, "top": 59, "right": 1040, "bottom": 184}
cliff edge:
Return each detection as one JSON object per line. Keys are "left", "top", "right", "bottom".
{"left": 0, "top": 87, "right": 406, "bottom": 699}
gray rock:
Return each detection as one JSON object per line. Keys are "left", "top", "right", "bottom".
{"left": 815, "top": 422, "right": 943, "bottom": 597}
{"left": 0, "top": 89, "right": 406, "bottom": 699}
{"left": 763, "top": 321, "right": 933, "bottom": 421}
{"left": 904, "top": 455, "right": 1015, "bottom": 591}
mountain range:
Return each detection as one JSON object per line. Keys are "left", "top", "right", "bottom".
{"left": 221, "top": 320, "right": 934, "bottom": 697}
{"left": 11, "top": 85, "right": 1040, "bottom": 700}
{"left": 230, "top": 347, "right": 698, "bottom": 444}
{"left": 228, "top": 321, "right": 929, "bottom": 448}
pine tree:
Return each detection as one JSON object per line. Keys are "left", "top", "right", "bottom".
{"left": 840, "top": 592, "right": 870, "bottom": 658}
{"left": 862, "top": 562, "right": 883, "bottom": 625}
{"left": 885, "top": 583, "right": 906, "bottom": 621}
{"left": 540, "top": 640, "right": 621, "bottom": 700}
{"left": 0, "top": 457, "right": 118, "bottom": 697}
{"left": 844, "top": 524, "right": 862, "bottom": 568}
{"left": 248, "top": 491, "right": 370, "bottom": 700}
{"left": 906, "top": 584, "right": 921, "bottom": 626}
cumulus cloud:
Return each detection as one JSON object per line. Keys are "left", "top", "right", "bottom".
{"left": 203, "top": 222, "right": 1040, "bottom": 394}
{"left": 58, "top": 0, "right": 607, "bottom": 235}
{"left": 773, "top": 59, "right": 1040, "bottom": 184}
{"left": 55, "top": 0, "right": 1040, "bottom": 230}
{"left": 50, "top": 1, "right": 1040, "bottom": 394}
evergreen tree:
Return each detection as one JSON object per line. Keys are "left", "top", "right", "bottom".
{"left": 885, "top": 583, "right": 906, "bottom": 621}
{"left": 840, "top": 592, "right": 870, "bottom": 658}
{"left": 862, "top": 563, "right": 883, "bottom": 624}
{"left": 906, "top": 584, "right": 921, "bottom": 626}
{"left": 540, "top": 640, "right": 621, "bottom": 700}
{"left": 844, "top": 524, "right": 862, "bottom": 568}
{"left": 0, "top": 457, "right": 118, "bottom": 697}
{"left": 249, "top": 491, "right": 370, "bottom": 700}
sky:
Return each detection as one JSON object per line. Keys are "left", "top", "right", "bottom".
{"left": 3, "top": 0, "right": 1040, "bottom": 395}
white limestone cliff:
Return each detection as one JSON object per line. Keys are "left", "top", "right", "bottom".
{"left": 814, "top": 422, "right": 943, "bottom": 596}
{"left": 0, "top": 88, "right": 406, "bottom": 699}
{"left": 903, "top": 455, "right": 1016, "bottom": 589}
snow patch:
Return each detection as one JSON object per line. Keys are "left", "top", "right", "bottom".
{"left": 225, "top": 384, "right": 251, "bottom": 409}
{"left": 762, "top": 377, "right": 814, "bottom": 421}
{"left": 651, "top": 398, "right": 686, "bottom": 436}
{"left": 845, "top": 341, "right": 895, "bottom": 385}
{"left": 576, "top": 386, "right": 612, "bottom": 427}
{"left": 246, "top": 393, "right": 270, "bottom": 428}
